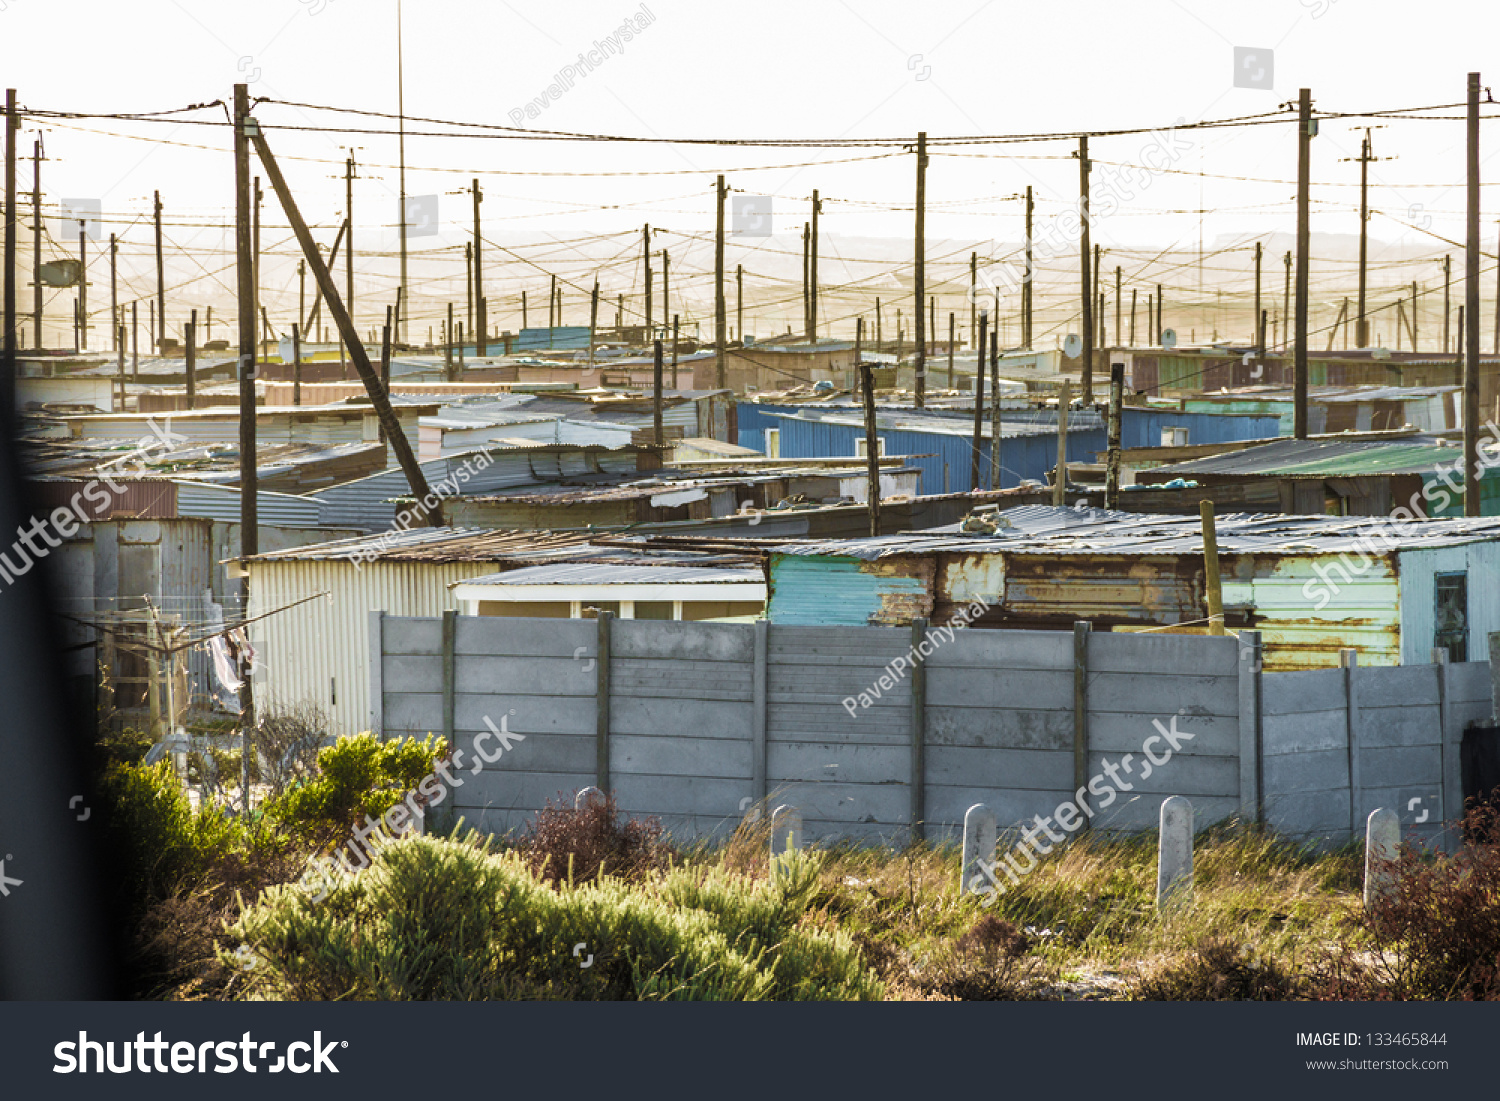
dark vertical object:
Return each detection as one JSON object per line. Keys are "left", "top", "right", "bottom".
{"left": 1104, "top": 362, "right": 1124, "bottom": 509}
{"left": 859, "top": 362, "right": 881, "bottom": 537}
{"left": 1253, "top": 241, "right": 1263, "bottom": 355}
{"left": 1355, "top": 129, "right": 1372, "bottom": 348}
{"left": 876, "top": 297, "right": 882, "bottom": 350}
{"left": 1130, "top": 287, "right": 1138, "bottom": 345}
{"left": 595, "top": 611, "right": 612, "bottom": 793}
{"left": 652, "top": 338, "right": 664, "bottom": 448}
{"left": 291, "top": 322, "right": 302, "bottom": 406}
{"left": 465, "top": 243, "right": 474, "bottom": 337}
{"left": 131, "top": 301, "right": 138, "bottom": 380}
{"left": 1, "top": 88, "right": 14, "bottom": 412}
{"left": 252, "top": 177, "right": 262, "bottom": 358}
{"left": 969, "top": 252, "right": 977, "bottom": 351}
{"left": 970, "top": 311, "right": 988, "bottom": 490}
{"left": 1093, "top": 243, "right": 1102, "bottom": 347}
{"left": 76, "top": 224, "right": 86, "bottom": 350}
{"left": 1444, "top": 253, "right": 1452, "bottom": 354}
{"left": 947, "top": 311, "right": 955, "bottom": 388}
{"left": 1078, "top": 136, "right": 1093, "bottom": 403}
{"left": 670, "top": 314, "right": 679, "bottom": 388}
{"left": 153, "top": 191, "right": 166, "bottom": 357}
{"left": 809, "top": 188, "right": 821, "bottom": 343}
{"left": 1114, "top": 266, "right": 1121, "bottom": 347}
{"left": 1023, "top": 187, "right": 1034, "bottom": 349}
{"left": 249, "top": 102, "right": 441, "bottom": 522}
{"left": 589, "top": 279, "right": 599, "bottom": 369}
{"left": 1284, "top": 251, "right": 1293, "bottom": 352}
{"left": 344, "top": 155, "right": 355, "bottom": 367}
{"left": 185, "top": 310, "right": 196, "bottom": 410}
{"left": 801, "top": 223, "right": 809, "bottom": 336}
{"left": 659, "top": 251, "right": 667, "bottom": 338}
{"left": 109, "top": 234, "right": 118, "bottom": 352}
{"left": 1411, "top": 280, "right": 1419, "bottom": 352}
{"left": 1294, "top": 88, "right": 1312, "bottom": 439}
{"left": 854, "top": 315, "right": 863, "bottom": 374}
{"left": 735, "top": 262, "right": 743, "bottom": 344}
{"left": 1073, "top": 622, "right": 1091, "bottom": 812}
{"left": 444, "top": 301, "right": 454, "bottom": 378}
{"left": 396, "top": 0, "right": 408, "bottom": 341}
{"left": 31, "top": 135, "right": 40, "bottom": 350}
{"left": 715, "top": 177, "right": 727, "bottom": 389}
{"left": 988, "top": 331, "right": 1000, "bottom": 490}
{"left": 472, "top": 179, "right": 486, "bottom": 356}
{"left": 1465, "top": 72, "right": 1482, "bottom": 517}
{"left": 914, "top": 132, "right": 927, "bottom": 408}
{"left": 233, "top": 86, "right": 258, "bottom": 767}
{"left": 1155, "top": 284, "right": 1163, "bottom": 345}
{"left": 643, "top": 223, "right": 653, "bottom": 338}
{"left": 378, "top": 305, "right": 392, "bottom": 442}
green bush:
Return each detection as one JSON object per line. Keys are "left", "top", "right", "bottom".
{"left": 229, "top": 835, "right": 882, "bottom": 1001}
{"left": 262, "top": 733, "right": 443, "bottom": 845}
{"left": 98, "top": 761, "right": 252, "bottom": 921}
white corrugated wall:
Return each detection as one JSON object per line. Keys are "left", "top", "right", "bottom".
{"left": 248, "top": 558, "right": 501, "bottom": 736}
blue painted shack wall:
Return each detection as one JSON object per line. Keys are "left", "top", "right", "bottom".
{"left": 768, "top": 555, "right": 927, "bottom": 625}
{"left": 1118, "top": 408, "right": 1281, "bottom": 449}
{"left": 763, "top": 414, "right": 1108, "bottom": 493}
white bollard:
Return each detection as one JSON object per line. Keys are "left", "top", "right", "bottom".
{"left": 962, "top": 803, "right": 997, "bottom": 897}
{"left": 1364, "top": 807, "right": 1400, "bottom": 910}
{"left": 575, "top": 786, "right": 606, "bottom": 811}
{"left": 1156, "top": 796, "right": 1194, "bottom": 910}
{"left": 770, "top": 804, "right": 802, "bottom": 857}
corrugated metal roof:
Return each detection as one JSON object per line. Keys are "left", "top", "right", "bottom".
{"left": 759, "top": 409, "right": 1062, "bottom": 439}
{"left": 459, "top": 563, "right": 763, "bottom": 587}
{"left": 770, "top": 504, "right": 1500, "bottom": 559}
{"left": 1149, "top": 436, "right": 1475, "bottom": 477}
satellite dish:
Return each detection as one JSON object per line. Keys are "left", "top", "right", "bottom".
{"left": 38, "top": 259, "right": 81, "bottom": 288}
{"left": 1371, "top": 347, "right": 1391, "bottom": 360}
{"left": 1062, "top": 333, "right": 1083, "bottom": 359}
{"left": 1161, "top": 328, "right": 1178, "bottom": 349}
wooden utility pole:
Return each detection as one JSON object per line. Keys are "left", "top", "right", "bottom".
{"left": 1294, "top": 89, "right": 1312, "bottom": 439}
{"left": 472, "top": 179, "right": 486, "bottom": 356}
{"left": 969, "top": 252, "right": 977, "bottom": 351}
{"left": 233, "top": 85, "right": 258, "bottom": 761}
{"left": 659, "top": 252, "right": 668, "bottom": 337}
{"left": 1443, "top": 253, "right": 1452, "bottom": 354}
{"left": 465, "top": 243, "right": 474, "bottom": 337}
{"left": 810, "top": 188, "right": 821, "bottom": 343}
{"left": 345, "top": 155, "right": 355, "bottom": 366}
{"left": 1200, "top": 500, "right": 1226, "bottom": 635}
{"left": 970, "top": 311, "right": 987, "bottom": 490}
{"left": 1355, "top": 129, "right": 1375, "bottom": 348}
{"left": 252, "top": 176, "right": 262, "bottom": 358}
{"left": 247, "top": 95, "right": 441, "bottom": 522}
{"left": 1465, "top": 72, "right": 1482, "bottom": 517}
{"left": 1411, "top": 281, "right": 1419, "bottom": 351}
{"left": 292, "top": 322, "right": 302, "bottom": 405}
{"left": 855, "top": 315, "right": 863, "bottom": 370}
{"left": 671, "top": 314, "right": 679, "bottom": 388}
{"left": 801, "top": 223, "right": 810, "bottom": 336}
{"left": 2, "top": 88, "right": 13, "bottom": 409}
{"left": 154, "top": 191, "right": 165, "bottom": 356}
{"left": 914, "top": 132, "right": 928, "bottom": 408}
{"left": 988, "top": 331, "right": 1001, "bottom": 490}
{"left": 1023, "top": 186, "right": 1034, "bottom": 349}
{"left": 1253, "top": 241, "right": 1263, "bottom": 354}
{"left": 1053, "top": 381, "right": 1070, "bottom": 506}
{"left": 1130, "top": 287, "right": 1138, "bottom": 345}
{"left": 1104, "top": 362, "right": 1123, "bottom": 509}
{"left": 1283, "top": 252, "right": 1292, "bottom": 351}
{"left": 76, "top": 223, "right": 88, "bottom": 350}
{"left": 859, "top": 363, "right": 881, "bottom": 536}
{"left": 736, "top": 262, "right": 743, "bottom": 344}
{"left": 589, "top": 279, "right": 599, "bottom": 369}
{"left": 131, "top": 301, "right": 138, "bottom": 380}
{"left": 30, "top": 135, "right": 41, "bottom": 350}
{"left": 643, "top": 223, "right": 653, "bottom": 338}
{"left": 1114, "top": 266, "right": 1121, "bottom": 348}
{"left": 1156, "top": 284, "right": 1163, "bottom": 345}
{"left": 876, "top": 297, "right": 883, "bottom": 350}
{"left": 652, "top": 338, "right": 664, "bottom": 447}
{"left": 185, "top": 309, "right": 196, "bottom": 410}
{"left": 109, "top": 234, "right": 118, "bottom": 352}
{"left": 304, "top": 223, "right": 345, "bottom": 339}
{"left": 1078, "top": 136, "right": 1094, "bottom": 403}
{"left": 444, "top": 301, "right": 454, "bottom": 377}
{"left": 947, "top": 312, "right": 955, "bottom": 388}
{"left": 715, "top": 176, "right": 728, "bottom": 389}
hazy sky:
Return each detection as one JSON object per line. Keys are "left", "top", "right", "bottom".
{"left": 5, "top": 0, "right": 1497, "bottom": 345}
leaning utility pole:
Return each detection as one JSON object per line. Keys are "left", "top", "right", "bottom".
{"left": 154, "top": 191, "right": 165, "bottom": 357}
{"left": 913, "top": 132, "right": 928, "bottom": 408}
{"left": 246, "top": 92, "right": 441, "bottom": 523}
{"left": 472, "top": 178, "right": 486, "bottom": 356}
{"left": 1078, "top": 136, "right": 1094, "bottom": 403}
{"left": 809, "top": 188, "right": 821, "bottom": 343}
{"left": 1294, "top": 89, "right": 1313, "bottom": 439}
{"left": 1464, "top": 73, "right": 1482, "bottom": 516}
{"left": 715, "top": 176, "right": 727, "bottom": 389}
{"left": 233, "top": 85, "right": 258, "bottom": 760}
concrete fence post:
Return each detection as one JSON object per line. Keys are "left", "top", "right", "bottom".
{"left": 1363, "top": 806, "right": 1400, "bottom": 910}
{"left": 1156, "top": 795, "right": 1194, "bottom": 910}
{"left": 961, "top": 803, "right": 996, "bottom": 897}
{"left": 909, "top": 617, "right": 928, "bottom": 845}
{"left": 575, "top": 786, "right": 606, "bottom": 811}
{"left": 1488, "top": 631, "right": 1500, "bottom": 722}
{"left": 595, "top": 611, "right": 613, "bottom": 792}
{"left": 1341, "top": 648, "right": 1361, "bottom": 841}
{"left": 770, "top": 804, "right": 802, "bottom": 857}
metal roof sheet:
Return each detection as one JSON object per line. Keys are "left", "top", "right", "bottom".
{"left": 1148, "top": 436, "right": 1475, "bottom": 477}
{"left": 459, "top": 562, "right": 763, "bottom": 587}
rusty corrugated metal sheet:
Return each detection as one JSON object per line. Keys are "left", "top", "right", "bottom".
{"left": 29, "top": 477, "right": 178, "bottom": 520}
